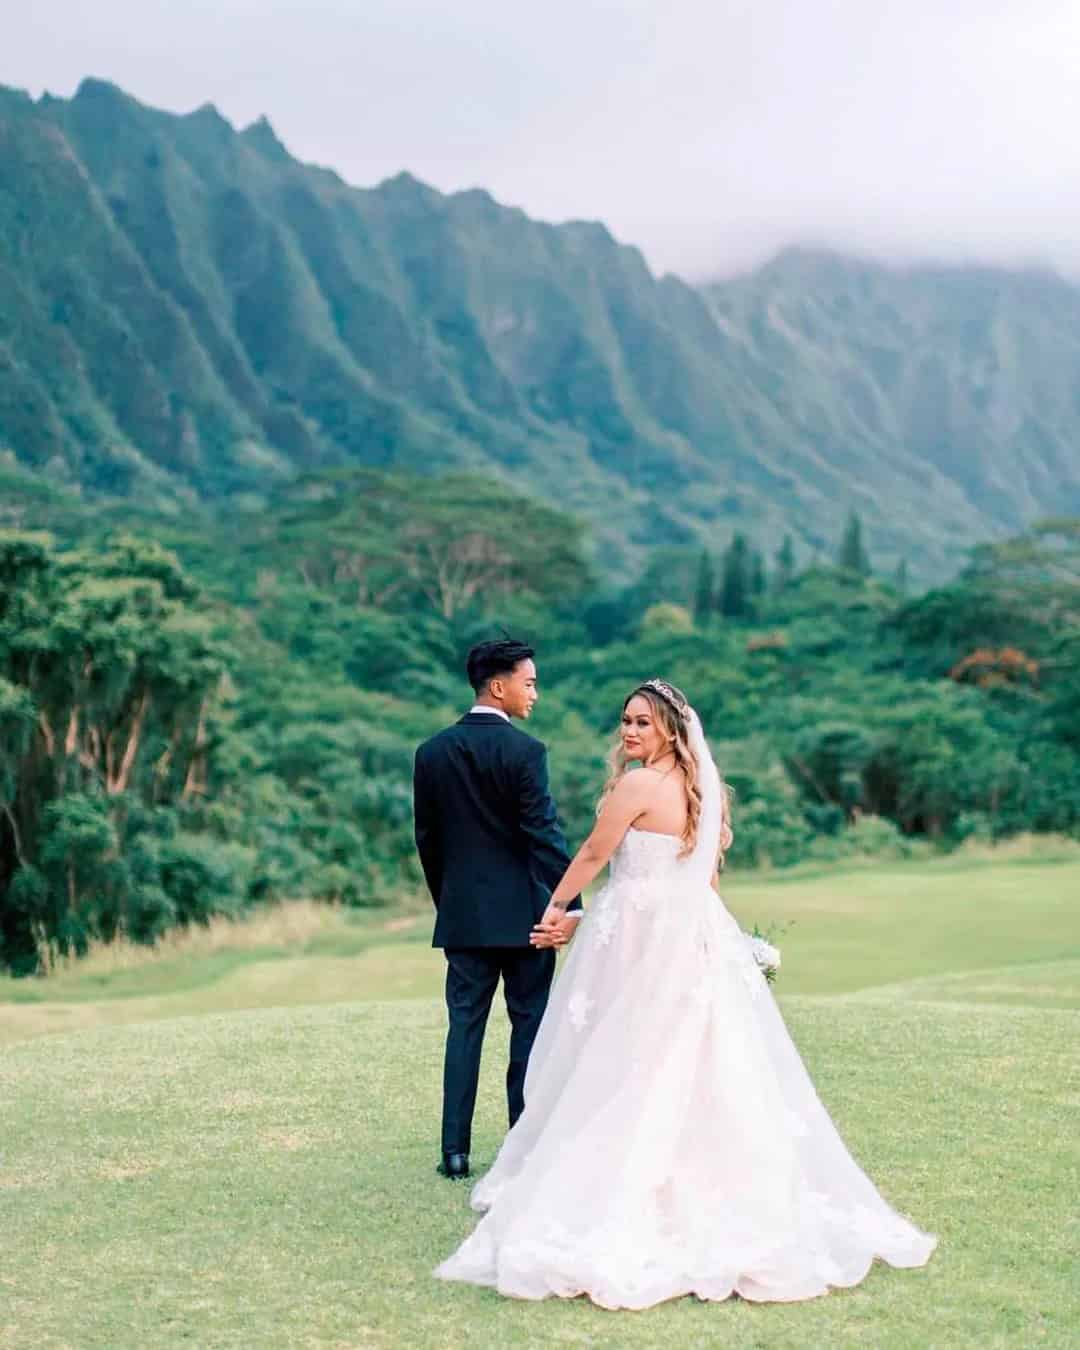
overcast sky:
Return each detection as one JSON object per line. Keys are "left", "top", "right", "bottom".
{"left": 5, "top": 1, "right": 1080, "bottom": 280}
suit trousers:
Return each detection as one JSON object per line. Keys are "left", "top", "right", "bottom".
{"left": 441, "top": 945, "right": 556, "bottom": 1155}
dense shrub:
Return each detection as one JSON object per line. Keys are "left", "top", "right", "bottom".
{"left": 159, "top": 833, "right": 254, "bottom": 925}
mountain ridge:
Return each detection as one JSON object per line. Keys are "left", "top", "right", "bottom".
{"left": 2, "top": 77, "right": 1079, "bottom": 574}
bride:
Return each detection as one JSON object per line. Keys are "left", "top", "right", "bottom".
{"left": 435, "top": 679, "right": 936, "bottom": 1309}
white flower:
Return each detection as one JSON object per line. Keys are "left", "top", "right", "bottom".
{"left": 744, "top": 933, "right": 781, "bottom": 973}
{"left": 567, "top": 991, "right": 594, "bottom": 1029}
{"left": 592, "top": 906, "right": 618, "bottom": 947}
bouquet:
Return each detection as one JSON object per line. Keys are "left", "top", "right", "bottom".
{"left": 743, "top": 923, "right": 784, "bottom": 983}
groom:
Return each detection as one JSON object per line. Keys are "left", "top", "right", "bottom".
{"left": 413, "top": 638, "right": 580, "bottom": 1180}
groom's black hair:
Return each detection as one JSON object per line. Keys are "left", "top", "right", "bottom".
{"left": 466, "top": 638, "right": 535, "bottom": 694}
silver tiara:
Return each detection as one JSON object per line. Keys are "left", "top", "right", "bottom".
{"left": 640, "top": 678, "right": 689, "bottom": 718}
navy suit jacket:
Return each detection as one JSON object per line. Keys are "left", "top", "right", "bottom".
{"left": 413, "top": 713, "right": 579, "bottom": 948}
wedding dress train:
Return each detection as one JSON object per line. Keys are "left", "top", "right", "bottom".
{"left": 435, "top": 821, "right": 936, "bottom": 1309}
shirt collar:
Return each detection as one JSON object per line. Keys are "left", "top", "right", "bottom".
{"left": 468, "top": 704, "right": 510, "bottom": 722}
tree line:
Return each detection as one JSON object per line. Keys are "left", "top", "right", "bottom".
{"left": 1, "top": 471, "right": 1078, "bottom": 975}
{"left": 692, "top": 510, "right": 880, "bottom": 626}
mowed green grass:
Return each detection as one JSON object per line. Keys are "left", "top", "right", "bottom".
{"left": 2, "top": 859, "right": 1079, "bottom": 1348}
{"left": 3, "top": 856, "right": 1078, "bottom": 1046}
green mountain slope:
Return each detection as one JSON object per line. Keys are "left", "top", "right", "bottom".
{"left": 2, "top": 78, "right": 1080, "bottom": 573}
{"left": 704, "top": 250, "right": 1080, "bottom": 553}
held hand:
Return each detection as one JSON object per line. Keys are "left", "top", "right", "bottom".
{"left": 529, "top": 907, "right": 579, "bottom": 949}
{"left": 538, "top": 901, "right": 567, "bottom": 931}
{"left": 529, "top": 921, "right": 566, "bottom": 950}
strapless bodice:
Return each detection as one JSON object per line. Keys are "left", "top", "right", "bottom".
{"left": 608, "top": 826, "right": 685, "bottom": 886}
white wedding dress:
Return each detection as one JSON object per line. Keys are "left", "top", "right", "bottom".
{"left": 435, "top": 712, "right": 936, "bottom": 1310}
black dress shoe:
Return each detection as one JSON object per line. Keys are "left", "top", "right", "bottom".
{"left": 437, "top": 1151, "right": 470, "bottom": 1179}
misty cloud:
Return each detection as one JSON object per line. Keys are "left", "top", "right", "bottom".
{"left": 4, "top": 0, "right": 1079, "bottom": 279}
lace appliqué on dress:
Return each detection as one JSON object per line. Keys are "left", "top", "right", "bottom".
{"left": 567, "top": 991, "right": 594, "bottom": 1029}
{"left": 589, "top": 889, "right": 618, "bottom": 947}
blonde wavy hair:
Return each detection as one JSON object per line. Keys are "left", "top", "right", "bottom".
{"left": 599, "top": 681, "right": 704, "bottom": 859}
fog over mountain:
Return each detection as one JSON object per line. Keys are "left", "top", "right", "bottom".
{"left": 5, "top": 1, "right": 1080, "bottom": 280}
{"left": 2, "top": 76, "right": 1080, "bottom": 581}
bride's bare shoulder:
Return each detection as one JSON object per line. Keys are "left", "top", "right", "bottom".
{"left": 609, "top": 766, "right": 674, "bottom": 802}
{"left": 619, "top": 766, "right": 659, "bottom": 784}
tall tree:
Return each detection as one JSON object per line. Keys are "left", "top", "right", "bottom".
{"left": 258, "top": 470, "right": 590, "bottom": 621}
{"left": 719, "top": 534, "right": 753, "bottom": 619}
{"left": 0, "top": 531, "right": 229, "bottom": 972}
{"left": 751, "top": 549, "right": 767, "bottom": 598}
{"left": 775, "top": 535, "right": 796, "bottom": 590}
{"left": 693, "top": 549, "right": 714, "bottom": 626}
{"left": 838, "top": 510, "right": 872, "bottom": 576}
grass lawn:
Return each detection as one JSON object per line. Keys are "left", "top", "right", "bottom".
{"left": 2, "top": 857, "right": 1079, "bottom": 1348}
